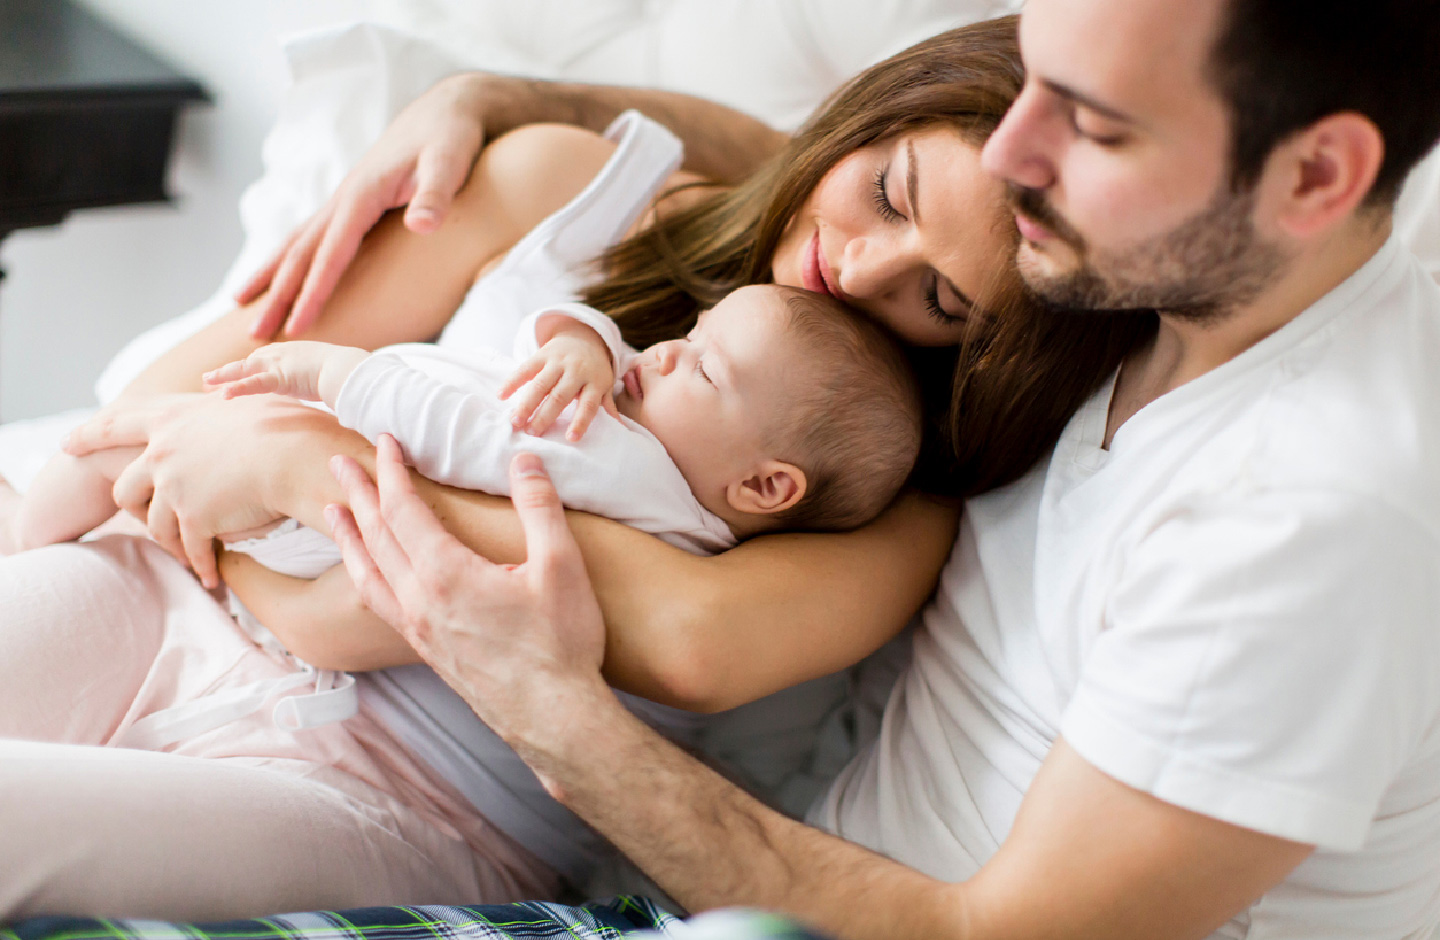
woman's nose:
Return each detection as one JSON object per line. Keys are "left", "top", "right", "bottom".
{"left": 840, "top": 233, "right": 920, "bottom": 300}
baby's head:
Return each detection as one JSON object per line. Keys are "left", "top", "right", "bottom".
{"left": 614, "top": 284, "right": 922, "bottom": 537}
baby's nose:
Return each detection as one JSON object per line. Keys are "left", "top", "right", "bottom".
{"left": 655, "top": 342, "right": 679, "bottom": 375}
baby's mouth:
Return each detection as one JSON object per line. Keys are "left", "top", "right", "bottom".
{"left": 623, "top": 363, "right": 643, "bottom": 401}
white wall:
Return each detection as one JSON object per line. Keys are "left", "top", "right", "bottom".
{"left": 0, "top": 2, "right": 366, "bottom": 421}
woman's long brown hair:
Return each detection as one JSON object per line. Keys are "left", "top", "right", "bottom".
{"left": 583, "top": 16, "right": 1155, "bottom": 498}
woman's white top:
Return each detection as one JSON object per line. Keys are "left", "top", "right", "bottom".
{"left": 815, "top": 235, "right": 1440, "bottom": 939}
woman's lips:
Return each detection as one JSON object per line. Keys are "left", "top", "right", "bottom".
{"left": 803, "top": 231, "right": 841, "bottom": 300}
{"left": 623, "top": 363, "right": 643, "bottom": 400}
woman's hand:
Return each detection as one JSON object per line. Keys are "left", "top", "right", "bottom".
{"left": 64, "top": 393, "right": 311, "bottom": 588}
{"left": 327, "top": 435, "right": 608, "bottom": 747}
{"left": 500, "top": 321, "right": 620, "bottom": 440}
{"left": 238, "top": 75, "right": 489, "bottom": 341}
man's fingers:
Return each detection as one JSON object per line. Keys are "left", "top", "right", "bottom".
{"left": 235, "top": 243, "right": 287, "bottom": 306}
{"left": 286, "top": 193, "right": 385, "bottom": 338}
{"left": 326, "top": 503, "right": 409, "bottom": 630}
{"left": 404, "top": 146, "right": 464, "bottom": 233}
{"left": 249, "top": 221, "right": 325, "bottom": 339}
{"left": 507, "top": 453, "right": 584, "bottom": 581}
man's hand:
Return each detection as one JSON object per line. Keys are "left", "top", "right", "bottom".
{"left": 327, "top": 436, "right": 609, "bottom": 757}
{"left": 204, "top": 341, "right": 369, "bottom": 409}
{"left": 500, "top": 321, "right": 620, "bottom": 440}
{"left": 239, "top": 75, "right": 488, "bottom": 341}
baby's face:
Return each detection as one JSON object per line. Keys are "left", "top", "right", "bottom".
{"left": 615, "top": 285, "right": 802, "bottom": 514}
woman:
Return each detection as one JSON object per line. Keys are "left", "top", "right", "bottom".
{"left": 0, "top": 17, "right": 1150, "bottom": 919}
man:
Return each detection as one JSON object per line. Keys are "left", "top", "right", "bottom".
{"left": 115, "top": 0, "right": 1440, "bottom": 936}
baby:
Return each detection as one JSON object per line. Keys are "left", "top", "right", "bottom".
{"left": 7, "top": 283, "right": 920, "bottom": 743}
{"left": 12, "top": 283, "right": 921, "bottom": 576}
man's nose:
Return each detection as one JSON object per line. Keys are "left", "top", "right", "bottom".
{"left": 980, "top": 83, "right": 1057, "bottom": 192}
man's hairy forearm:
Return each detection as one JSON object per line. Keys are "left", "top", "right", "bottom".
{"left": 456, "top": 72, "right": 789, "bottom": 184}
{"left": 520, "top": 683, "right": 968, "bottom": 940}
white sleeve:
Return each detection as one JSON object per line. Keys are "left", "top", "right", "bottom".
{"left": 333, "top": 347, "right": 534, "bottom": 494}
{"left": 514, "top": 302, "right": 637, "bottom": 375}
{"left": 1060, "top": 489, "right": 1440, "bottom": 851}
{"left": 332, "top": 345, "right": 732, "bottom": 553}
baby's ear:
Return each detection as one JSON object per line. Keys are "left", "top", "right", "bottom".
{"left": 727, "top": 461, "right": 807, "bottom": 516}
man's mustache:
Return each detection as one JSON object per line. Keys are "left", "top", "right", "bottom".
{"left": 1006, "top": 183, "right": 1085, "bottom": 252}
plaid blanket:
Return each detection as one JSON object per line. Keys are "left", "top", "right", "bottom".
{"left": 1, "top": 899, "right": 828, "bottom": 940}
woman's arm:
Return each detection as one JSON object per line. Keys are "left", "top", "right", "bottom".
{"left": 117, "top": 123, "right": 636, "bottom": 401}
{"left": 243, "top": 73, "right": 788, "bottom": 338}
{"left": 258, "top": 412, "right": 958, "bottom": 711}
{"left": 219, "top": 552, "right": 420, "bottom": 671}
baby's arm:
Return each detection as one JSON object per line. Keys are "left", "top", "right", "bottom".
{"left": 502, "top": 307, "right": 624, "bottom": 441}
{"left": 8, "top": 446, "right": 143, "bottom": 553}
{"left": 204, "top": 341, "right": 370, "bottom": 409}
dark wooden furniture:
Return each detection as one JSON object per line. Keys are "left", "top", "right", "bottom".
{"left": 0, "top": 0, "right": 209, "bottom": 274}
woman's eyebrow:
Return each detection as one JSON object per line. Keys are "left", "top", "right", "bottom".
{"left": 906, "top": 140, "right": 921, "bottom": 224}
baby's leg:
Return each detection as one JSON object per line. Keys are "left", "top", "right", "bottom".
{"left": 7, "top": 446, "right": 142, "bottom": 553}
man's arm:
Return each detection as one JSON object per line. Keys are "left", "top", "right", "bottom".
{"left": 243, "top": 72, "right": 789, "bottom": 338}
{"left": 328, "top": 443, "right": 1314, "bottom": 940}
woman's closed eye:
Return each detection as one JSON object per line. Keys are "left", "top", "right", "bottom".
{"left": 872, "top": 166, "right": 904, "bottom": 223}
{"left": 925, "top": 277, "right": 963, "bottom": 326}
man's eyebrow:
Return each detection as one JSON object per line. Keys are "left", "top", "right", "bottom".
{"left": 906, "top": 139, "right": 921, "bottom": 225}
{"left": 1040, "top": 78, "right": 1137, "bottom": 124}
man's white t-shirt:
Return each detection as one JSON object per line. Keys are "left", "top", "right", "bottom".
{"left": 816, "top": 235, "right": 1440, "bottom": 939}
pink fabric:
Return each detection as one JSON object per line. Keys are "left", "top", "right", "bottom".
{"left": 0, "top": 535, "right": 558, "bottom": 920}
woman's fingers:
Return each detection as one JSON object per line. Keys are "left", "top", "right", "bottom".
{"left": 178, "top": 515, "right": 220, "bottom": 590}
{"left": 110, "top": 453, "right": 156, "bottom": 519}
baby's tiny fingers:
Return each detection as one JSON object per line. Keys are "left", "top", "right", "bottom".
{"left": 508, "top": 364, "right": 564, "bottom": 429}
{"left": 528, "top": 374, "right": 584, "bottom": 437}
{"left": 601, "top": 393, "right": 620, "bottom": 419}
{"left": 499, "top": 358, "right": 544, "bottom": 401}
{"left": 203, "top": 359, "right": 259, "bottom": 387}
{"left": 567, "top": 392, "right": 603, "bottom": 441}
{"left": 219, "top": 373, "right": 282, "bottom": 399}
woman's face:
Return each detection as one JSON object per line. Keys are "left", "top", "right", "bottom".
{"left": 772, "top": 126, "right": 1016, "bottom": 346}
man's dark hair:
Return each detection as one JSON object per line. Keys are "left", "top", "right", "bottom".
{"left": 1208, "top": 0, "right": 1440, "bottom": 205}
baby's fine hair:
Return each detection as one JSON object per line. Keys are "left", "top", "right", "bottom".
{"left": 766, "top": 286, "right": 923, "bottom": 532}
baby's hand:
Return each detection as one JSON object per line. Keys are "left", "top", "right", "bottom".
{"left": 501, "top": 321, "right": 619, "bottom": 441}
{"left": 204, "top": 341, "right": 368, "bottom": 408}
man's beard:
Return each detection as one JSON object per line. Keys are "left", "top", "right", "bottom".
{"left": 1008, "top": 181, "right": 1290, "bottom": 323}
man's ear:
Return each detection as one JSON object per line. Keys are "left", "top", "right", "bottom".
{"left": 727, "top": 460, "right": 807, "bottom": 516}
{"left": 1265, "top": 112, "right": 1386, "bottom": 240}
